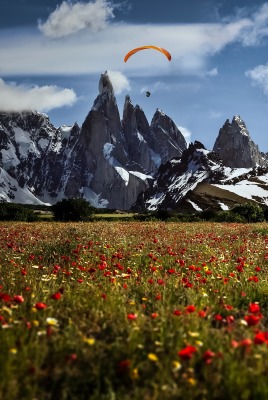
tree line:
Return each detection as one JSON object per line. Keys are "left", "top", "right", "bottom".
{"left": 0, "top": 199, "right": 267, "bottom": 223}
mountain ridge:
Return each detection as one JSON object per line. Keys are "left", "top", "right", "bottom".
{"left": 0, "top": 72, "right": 267, "bottom": 211}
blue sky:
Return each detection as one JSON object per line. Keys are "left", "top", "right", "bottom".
{"left": 1, "top": 0, "right": 268, "bottom": 151}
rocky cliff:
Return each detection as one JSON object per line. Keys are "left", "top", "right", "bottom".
{"left": 213, "top": 115, "right": 265, "bottom": 168}
{"left": 0, "top": 72, "right": 187, "bottom": 209}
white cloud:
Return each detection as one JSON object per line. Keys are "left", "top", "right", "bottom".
{"left": 2, "top": 2, "right": 268, "bottom": 77}
{"left": 0, "top": 79, "right": 77, "bottom": 112}
{"left": 205, "top": 67, "right": 218, "bottom": 77}
{"left": 106, "top": 70, "right": 130, "bottom": 94}
{"left": 38, "top": 0, "right": 115, "bottom": 38}
{"left": 245, "top": 64, "right": 268, "bottom": 94}
{"left": 221, "top": 3, "right": 268, "bottom": 47}
{"left": 177, "top": 125, "right": 192, "bottom": 144}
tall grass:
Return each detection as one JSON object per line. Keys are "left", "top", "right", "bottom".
{"left": 1, "top": 221, "right": 268, "bottom": 399}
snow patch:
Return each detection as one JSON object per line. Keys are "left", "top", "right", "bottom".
{"left": 0, "top": 168, "right": 48, "bottom": 205}
{"left": 222, "top": 167, "right": 251, "bottom": 181}
{"left": 1, "top": 145, "right": 20, "bottom": 168}
{"left": 218, "top": 201, "right": 229, "bottom": 210}
{"left": 213, "top": 181, "right": 268, "bottom": 204}
{"left": 38, "top": 138, "right": 49, "bottom": 150}
{"left": 13, "top": 127, "right": 40, "bottom": 157}
{"left": 187, "top": 199, "right": 203, "bottom": 211}
{"left": 60, "top": 125, "right": 73, "bottom": 140}
{"left": 147, "top": 192, "right": 165, "bottom": 210}
{"left": 103, "top": 142, "right": 114, "bottom": 159}
{"left": 129, "top": 171, "right": 153, "bottom": 181}
{"left": 137, "top": 132, "right": 146, "bottom": 143}
{"left": 115, "top": 167, "right": 129, "bottom": 186}
{"left": 81, "top": 187, "right": 109, "bottom": 208}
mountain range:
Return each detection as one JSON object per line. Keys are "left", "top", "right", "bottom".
{"left": 0, "top": 71, "right": 268, "bottom": 212}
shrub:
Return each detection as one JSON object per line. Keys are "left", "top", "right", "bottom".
{"left": 52, "top": 198, "right": 95, "bottom": 221}
{"left": 212, "top": 211, "right": 246, "bottom": 223}
{"left": 0, "top": 203, "right": 38, "bottom": 221}
{"left": 231, "top": 202, "right": 264, "bottom": 223}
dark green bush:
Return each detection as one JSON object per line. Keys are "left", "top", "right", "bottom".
{"left": 52, "top": 198, "right": 95, "bottom": 221}
{"left": 231, "top": 202, "right": 264, "bottom": 222}
{"left": 212, "top": 211, "right": 246, "bottom": 223}
{"left": 0, "top": 203, "right": 38, "bottom": 221}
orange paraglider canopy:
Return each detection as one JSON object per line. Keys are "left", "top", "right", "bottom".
{"left": 124, "top": 46, "right": 171, "bottom": 62}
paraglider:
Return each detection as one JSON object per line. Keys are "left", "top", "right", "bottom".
{"left": 145, "top": 91, "right": 151, "bottom": 97}
{"left": 124, "top": 46, "right": 171, "bottom": 63}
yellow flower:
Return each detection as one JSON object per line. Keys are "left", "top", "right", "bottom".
{"left": 172, "top": 360, "right": 182, "bottom": 371}
{"left": 9, "top": 348, "right": 17, "bottom": 354}
{"left": 83, "top": 337, "right": 95, "bottom": 345}
{"left": 32, "top": 320, "right": 39, "bottom": 327}
{"left": 46, "top": 318, "right": 59, "bottom": 327}
{"left": 188, "top": 377, "right": 197, "bottom": 385}
{"left": 131, "top": 368, "right": 139, "bottom": 379}
{"left": 188, "top": 331, "right": 199, "bottom": 337}
{"left": 148, "top": 353, "right": 158, "bottom": 362}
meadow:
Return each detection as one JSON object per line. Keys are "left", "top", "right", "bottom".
{"left": 1, "top": 221, "right": 268, "bottom": 399}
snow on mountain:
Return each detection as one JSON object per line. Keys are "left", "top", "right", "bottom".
{"left": 133, "top": 142, "right": 268, "bottom": 212}
{"left": 0, "top": 167, "right": 48, "bottom": 205}
{"left": 0, "top": 72, "right": 187, "bottom": 209}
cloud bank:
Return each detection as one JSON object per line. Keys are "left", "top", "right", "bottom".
{"left": 0, "top": 79, "right": 77, "bottom": 112}
{"left": 1, "top": 3, "right": 268, "bottom": 79}
{"left": 38, "top": 0, "right": 115, "bottom": 38}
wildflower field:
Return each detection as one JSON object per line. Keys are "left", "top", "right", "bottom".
{"left": 2, "top": 221, "right": 268, "bottom": 400}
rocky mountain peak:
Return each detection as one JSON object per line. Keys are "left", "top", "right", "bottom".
{"left": 92, "top": 72, "right": 116, "bottom": 111}
{"left": 232, "top": 115, "right": 249, "bottom": 136}
{"left": 98, "top": 71, "right": 114, "bottom": 96}
{"left": 213, "top": 115, "right": 265, "bottom": 168}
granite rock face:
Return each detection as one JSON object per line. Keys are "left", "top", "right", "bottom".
{"left": 213, "top": 115, "right": 266, "bottom": 168}
{"left": 0, "top": 72, "right": 187, "bottom": 209}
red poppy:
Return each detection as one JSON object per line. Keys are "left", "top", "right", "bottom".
{"left": 167, "top": 268, "right": 176, "bottom": 274}
{"left": 198, "top": 310, "right": 206, "bottom": 318}
{"left": 0, "top": 293, "right": 11, "bottom": 302}
{"left": 35, "top": 302, "right": 47, "bottom": 310}
{"left": 254, "top": 331, "right": 268, "bottom": 344}
{"left": 13, "top": 295, "right": 24, "bottom": 304}
{"left": 202, "top": 350, "right": 215, "bottom": 364}
{"left": 178, "top": 345, "right": 197, "bottom": 360}
{"left": 185, "top": 305, "right": 195, "bottom": 313}
{"left": 127, "top": 313, "right": 137, "bottom": 320}
{"left": 239, "top": 338, "right": 252, "bottom": 347}
{"left": 51, "top": 292, "right": 61, "bottom": 300}
{"left": 248, "top": 303, "right": 260, "bottom": 314}
{"left": 173, "top": 309, "right": 182, "bottom": 316}
{"left": 244, "top": 314, "right": 262, "bottom": 326}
